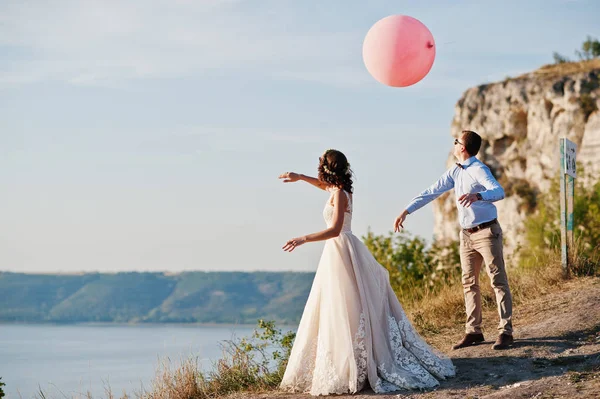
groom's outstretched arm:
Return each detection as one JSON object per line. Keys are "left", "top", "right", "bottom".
{"left": 406, "top": 168, "right": 455, "bottom": 214}
{"left": 394, "top": 168, "right": 455, "bottom": 231}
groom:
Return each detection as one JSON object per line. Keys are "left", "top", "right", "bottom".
{"left": 394, "top": 130, "right": 514, "bottom": 350}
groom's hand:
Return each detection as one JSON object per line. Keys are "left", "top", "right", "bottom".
{"left": 458, "top": 193, "right": 479, "bottom": 208}
{"left": 394, "top": 210, "right": 409, "bottom": 232}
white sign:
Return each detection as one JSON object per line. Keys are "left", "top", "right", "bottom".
{"left": 564, "top": 138, "right": 577, "bottom": 178}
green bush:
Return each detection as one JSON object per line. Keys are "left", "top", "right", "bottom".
{"left": 576, "top": 36, "right": 600, "bottom": 60}
{"left": 0, "top": 377, "right": 5, "bottom": 399}
{"left": 519, "top": 166, "right": 600, "bottom": 276}
{"left": 203, "top": 319, "right": 295, "bottom": 394}
{"left": 362, "top": 230, "right": 461, "bottom": 302}
{"left": 427, "top": 239, "right": 462, "bottom": 285}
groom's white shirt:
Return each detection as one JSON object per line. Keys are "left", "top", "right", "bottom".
{"left": 405, "top": 156, "right": 505, "bottom": 229}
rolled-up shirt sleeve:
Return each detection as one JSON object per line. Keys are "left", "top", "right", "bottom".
{"left": 476, "top": 166, "right": 505, "bottom": 202}
{"left": 406, "top": 168, "right": 455, "bottom": 214}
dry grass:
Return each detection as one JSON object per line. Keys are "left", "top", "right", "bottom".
{"left": 500, "top": 59, "right": 600, "bottom": 84}
{"left": 35, "top": 344, "right": 280, "bottom": 399}
{"left": 533, "top": 58, "right": 600, "bottom": 78}
{"left": 505, "top": 58, "right": 600, "bottom": 83}
{"left": 139, "top": 357, "right": 273, "bottom": 399}
{"left": 139, "top": 324, "right": 289, "bottom": 399}
{"left": 402, "top": 258, "right": 564, "bottom": 340}
{"left": 141, "top": 358, "right": 205, "bottom": 399}
{"left": 405, "top": 241, "right": 599, "bottom": 343}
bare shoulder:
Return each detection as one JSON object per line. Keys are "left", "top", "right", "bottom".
{"left": 329, "top": 187, "right": 349, "bottom": 206}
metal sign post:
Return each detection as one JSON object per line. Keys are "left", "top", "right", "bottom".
{"left": 560, "top": 138, "right": 576, "bottom": 278}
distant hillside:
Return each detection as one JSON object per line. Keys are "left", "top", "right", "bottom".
{"left": 0, "top": 271, "right": 314, "bottom": 325}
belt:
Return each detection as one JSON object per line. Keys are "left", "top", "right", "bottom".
{"left": 463, "top": 218, "right": 498, "bottom": 234}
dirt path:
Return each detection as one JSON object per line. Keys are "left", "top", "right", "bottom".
{"left": 237, "top": 277, "right": 600, "bottom": 399}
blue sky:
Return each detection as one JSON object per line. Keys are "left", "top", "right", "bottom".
{"left": 1, "top": 0, "right": 598, "bottom": 273}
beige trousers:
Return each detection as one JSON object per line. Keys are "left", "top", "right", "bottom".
{"left": 460, "top": 222, "right": 513, "bottom": 335}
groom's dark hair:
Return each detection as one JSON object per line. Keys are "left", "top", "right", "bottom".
{"left": 461, "top": 130, "right": 482, "bottom": 156}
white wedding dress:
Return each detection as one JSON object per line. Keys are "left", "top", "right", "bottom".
{"left": 280, "top": 188, "right": 455, "bottom": 395}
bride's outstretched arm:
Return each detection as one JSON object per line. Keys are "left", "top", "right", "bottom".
{"left": 283, "top": 190, "right": 347, "bottom": 252}
{"left": 278, "top": 172, "right": 328, "bottom": 190}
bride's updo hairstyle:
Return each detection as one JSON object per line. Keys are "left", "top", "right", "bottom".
{"left": 318, "top": 149, "right": 354, "bottom": 193}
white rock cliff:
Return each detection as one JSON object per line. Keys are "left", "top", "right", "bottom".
{"left": 433, "top": 60, "right": 600, "bottom": 263}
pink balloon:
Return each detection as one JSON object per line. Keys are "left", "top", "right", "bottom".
{"left": 362, "top": 15, "right": 436, "bottom": 87}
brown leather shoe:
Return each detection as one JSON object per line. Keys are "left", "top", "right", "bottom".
{"left": 452, "top": 333, "right": 485, "bottom": 350}
{"left": 492, "top": 333, "right": 514, "bottom": 350}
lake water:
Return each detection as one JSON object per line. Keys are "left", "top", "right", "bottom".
{"left": 0, "top": 323, "right": 272, "bottom": 398}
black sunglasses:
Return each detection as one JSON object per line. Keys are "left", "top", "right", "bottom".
{"left": 454, "top": 138, "right": 464, "bottom": 146}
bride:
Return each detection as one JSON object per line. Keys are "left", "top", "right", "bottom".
{"left": 278, "top": 149, "right": 455, "bottom": 395}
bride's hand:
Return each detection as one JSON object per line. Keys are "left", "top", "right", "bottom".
{"left": 282, "top": 236, "right": 307, "bottom": 252}
{"left": 279, "top": 172, "right": 301, "bottom": 183}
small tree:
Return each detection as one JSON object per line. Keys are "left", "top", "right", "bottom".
{"left": 553, "top": 36, "right": 600, "bottom": 64}
{"left": 553, "top": 51, "right": 570, "bottom": 64}
{"left": 576, "top": 36, "right": 600, "bottom": 60}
